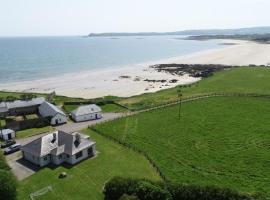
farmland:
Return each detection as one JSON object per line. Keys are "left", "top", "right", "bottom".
{"left": 17, "top": 130, "right": 160, "bottom": 200}
{"left": 93, "top": 96, "right": 270, "bottom": 196}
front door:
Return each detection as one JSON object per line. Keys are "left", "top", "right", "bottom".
{"left": 55, "top": 119, "right": 58, "bottom": 125}
{"left": 8, "top": 133, "right": 12, "bottom": 140}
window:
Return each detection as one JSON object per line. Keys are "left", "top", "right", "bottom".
{"left": 75, "top": 151, "right": 83, "bottom": 159}
{"left": 44, "top": 156, "right": 47, "bottom": 161}
{"left": 58, "top": 155, "right": 62, "bottom": 160}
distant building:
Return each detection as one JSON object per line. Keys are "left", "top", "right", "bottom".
{"left": 39, "top": 102, "right": 67, "bottom": 125}
{"left": 71, "top": 104, "right": 102, "bottom": 122}
{"left": 21, "top": 131, "right": 96, "bottom": 167}
{"left": 0, "top": 97, "right": 45, "bottom": 117}
{"left": 0, "top": 129, "right": 16, "bottom": 141}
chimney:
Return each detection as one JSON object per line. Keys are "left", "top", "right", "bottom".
{"left": 75, "top": 133, "right": 81, "bottom": 144}
{"left": 51, "top": 132, "right": 57, "bottom": 143}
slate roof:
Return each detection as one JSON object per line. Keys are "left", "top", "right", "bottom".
{"left": 0, "top": 97, "right": 45, "bottom": 113}
{"left": 71, "top": 104, "right": 102, "bottom": 116}
{"left": 39, "top": 102, "right": 66, "bottom": 117}
{"left": 22, "top": 131, "right": 95, "bottom": 157}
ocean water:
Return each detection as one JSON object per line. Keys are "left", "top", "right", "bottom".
{"left": 0, "top": 36, "right": 223, "bottom": 83}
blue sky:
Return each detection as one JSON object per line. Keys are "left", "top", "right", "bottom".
{"left": 0, "top": 0, "right": 269, "bottom": 36}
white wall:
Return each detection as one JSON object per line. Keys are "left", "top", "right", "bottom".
{"left": 23, "top": 151, "right": 40, "bottom": 166}
{"left": 72, "top": 112, "right": 102, "bottom": 122}
{"left": 2, "top": 131, "right": 15, "bottom": 141}
{"left": 51, "top": 113, "right": 67, "bottom": 125}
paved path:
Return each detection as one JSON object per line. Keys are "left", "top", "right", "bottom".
{"left": 56, "top": 113, "right": 124, "bottom": 133}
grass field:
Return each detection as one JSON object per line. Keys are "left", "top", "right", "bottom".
{"left": 64, "top": 103, "right": 128, "bottom": 113}
{"left": 16, "top": 126, "right": 54, "bottom": 139}
{"left": 17, "top": 130, "right": 160, "bottom": 200}
{"left": 117, "top": 67, "right": 270, "bottom": 110}
{"left": 93, "top": 96, "right": 270, "bottom": 196}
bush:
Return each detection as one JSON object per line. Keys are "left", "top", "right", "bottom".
{"left": 104, "top": 177, "right": 138, "bottom": 200}
{"left": 136, "top": 181, "right": 171, "bottom": 200}
{"left": 104, "top": 177, "right": 260, "bottom": 200}
{"left": 0, "top": 154, "right": 17, "bottom": 200}
{"left": 167, "top": 182, "right": 253, "bottom": 200}
{"left": 119, "top": 194, "right": 139, "bottom": 200}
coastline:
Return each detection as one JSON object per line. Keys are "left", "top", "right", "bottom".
{"left": 0, "top": 39, "right": 269, "bottom": 99}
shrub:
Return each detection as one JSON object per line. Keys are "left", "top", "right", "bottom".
{"left": 104, "top": 177, "right": 138, "bottom": 200}
{"left": 119, "top": 194, "right": 139, "bottom": 200}
{"left": 135, "top": 181, "right": 171, "bottom": 200}
{"left": 104, "top": 177, "right": 260, "bottom": 200}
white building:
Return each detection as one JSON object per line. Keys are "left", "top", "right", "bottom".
{"left": 0, "top": 129, "right": 16, "bottom": 141}
{"left": 71, "top": 104, "right": 102, "bottom": 122}
{"left": 21, "top": 131, "right": 96, "bottom": 167}
{"left": 39, "top": 102, "right": 67, "bottom": 125}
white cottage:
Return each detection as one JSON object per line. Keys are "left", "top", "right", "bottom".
{"left": 0, "top": 129, "right": 15, "bottom": 141}
{"left": 39, "top": 102, "right": 67, "bottom": 125}
{"left": 71, "top": 104, "right": 102, "bottom": 122}
{"left": 21, "top": 131, "right": 96, "bottom": 167}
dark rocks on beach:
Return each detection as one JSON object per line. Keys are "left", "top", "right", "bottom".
{"left": 144, "top": 79, "right": 167, "bottom": 83}
{"left": 150, "top": 64, "right": 236, "bottom": 78}
{"left": 119, "top": 75, "right": 131, "bottom": 79}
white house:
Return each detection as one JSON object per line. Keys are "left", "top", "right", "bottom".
{"left": 71, "top": 104, "right": 102, "bottom": 122}
{"left": 21, "top": 131, "right": 96, "bottom": 167}
{"left": 39, "top": 102, "right": 67, "bottom": 125}
{"left": 0, "top": 129, "right": 16, "bottom": 141}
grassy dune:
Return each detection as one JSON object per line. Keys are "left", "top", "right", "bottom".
{"left": 17, "top": 130, "right": 160, "bottom": 200}
{"left": 118, "top": 67, "right": 270, "bottom": 110}
{"left": 93, "top": 96, "right": 270, "bottom": 196}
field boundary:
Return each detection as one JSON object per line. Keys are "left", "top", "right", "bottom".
{"left": 90, "top": 93, "right": 270, "bottom": 126}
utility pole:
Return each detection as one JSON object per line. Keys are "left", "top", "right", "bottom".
{"left": 177, "top": 86, "right": 183, "bottom": 120}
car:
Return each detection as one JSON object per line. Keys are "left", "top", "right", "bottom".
{"left": 0, "top": 140, "right": 16, "bottom": 149}
{"left": 4, "top": 144, "right": 21, "bottom": 155}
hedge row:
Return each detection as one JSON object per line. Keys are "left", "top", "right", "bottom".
{"left": 104, "top": 177, "right": 264, "bottom": 200}
{"left": 0, "top": 153, "right": 17, "bottom": 200}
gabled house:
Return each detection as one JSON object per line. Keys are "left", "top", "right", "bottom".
{"left": 71, "top": 104, "right": 102, "bottom": 122}
{"left": 39, "top": 102, "right": 67, "bottom": 125}
{"left": 21, "top": 131, "right": 96, "bottom": 167}
{"left": 0, "top": 129, "right": 16, "bottom": 141}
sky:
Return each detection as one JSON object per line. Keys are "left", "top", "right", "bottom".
{"left": 0, "top": 0, "right": 269, "bottom": 36}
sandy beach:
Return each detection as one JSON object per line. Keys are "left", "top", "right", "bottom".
{"left": 0, "top": 39, "right": 270, "bottom": 99}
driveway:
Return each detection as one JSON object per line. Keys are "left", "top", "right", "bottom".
{"left": 5, "top": 151, "right": 39, "bottom": 181}
{"left": 55, "top": 112, "right": 125, "bottom": 133}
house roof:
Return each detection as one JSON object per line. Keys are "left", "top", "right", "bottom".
{"left": 0, "top": 129, "right": 15, "bottom": 136}
{"left": 22, "top": 131, "right": 95, "bottom": 157}
{"left": 71, "top": 104, "right": 102, "bottom": 116}
{"left": 39, "top": 101, "right": 66, "bottom": 117}
{"left": 0, "top": 97, "right": 45, "bottom": 110}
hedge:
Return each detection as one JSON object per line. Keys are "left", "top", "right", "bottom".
{"left": 104, "top": 177, "right": 263, "bottom": 200}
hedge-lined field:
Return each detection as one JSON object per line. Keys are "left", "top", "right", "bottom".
{"left": 117, "top": 67, "right": 270, "bottom": 110}
{"left": 17, "top": 130, "right": 160, "bottom": 200}
{"left": 93, "top": 96, "right": 270, "bottom": 196}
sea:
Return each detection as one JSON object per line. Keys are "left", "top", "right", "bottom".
{"left": 0, "top": 36, "right": 223, "bottom": 84}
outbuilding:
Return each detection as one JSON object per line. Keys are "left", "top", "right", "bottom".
{"left": 39, "top": 102, "right": 67, "bottom": 125}
{"left": 71, "top": 104, "right": 102, "bottom": 122}
{"left": 0, "top": 129, "right": 16, "bottom": 141}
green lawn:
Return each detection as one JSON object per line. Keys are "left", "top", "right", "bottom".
{"left": 17, "top": 130, "right": 160, "bottom": 200}
{"left": 64, "top": 103, "right": 128, "bottom": 113}
{"left": 93, "top": 96, "right": 270, "bottom": 196}
{"left": 16, "top": 126, "right": 54, "bottom": 139}
{"left": 118, "top": 67, "right": 270, "bottom": 110}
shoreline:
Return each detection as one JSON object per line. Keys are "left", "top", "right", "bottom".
{"left": 0, "top": 39, "right": 269, "bottom": 99}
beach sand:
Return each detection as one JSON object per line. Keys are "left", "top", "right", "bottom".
{"left": 0, "top": 39, "right": 270, "bottom": 99}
